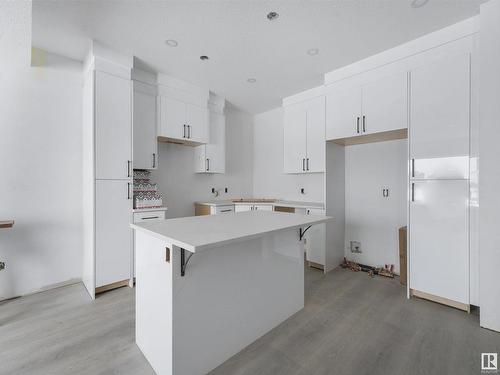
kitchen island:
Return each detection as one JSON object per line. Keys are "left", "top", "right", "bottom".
{"left": 131, "top": 210, "right": 332, "bottom": 375}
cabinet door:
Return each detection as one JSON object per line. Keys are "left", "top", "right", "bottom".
{"left": 95, "top": 71, "right": 132, "bottom": 179}
{"left": 410, "top": 53, "right": 470, "bottom": 160}
{"left": 235, "top": 204, "right": 253, "bottom": 212}
{"left": 95, "top": 180, "right": 133, "bottom": 288}
{"left": 186, "top": 103, "right": 208, "bottom": 144}
{"left": 133, "top": 83, "right": 157, "bottom": 170}
{"left": 305, "top": 96, "right": 326, "bottom": 173}
{"left": 304, "top": 209, "right": 326, "bottom": 266}
{"left": 159, "top": 96, "right": 186, "bottom": 140}
{"left": 205, "top": 112, "right": 225, "bottom": 173}
{"left": 194, "top": 145, "right": 207, "bottom": 173}
{"left": 409, "top": 179, "right": 469, "bottom": 304}
{"left": 284, "top": 102, "right": 307, "bottom": 173}
{"left": 362, "top": 72, "right": 407, "bottom": 135}
{"left": 326, "top": 85, "right": 362, "bottom": 140}
{"left": 254, "top": 204, "right": 273, "bottom": 211}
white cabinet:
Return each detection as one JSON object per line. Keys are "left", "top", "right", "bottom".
{"left": 158, "top": 96, "right": 208, "bottom": 145}
{"left": 234, "top": 204, "right": 273, "bottom": 212}
{"left": 410, "top": 53, "right": 470, "bottom": 161}
{"left": 195, "top": 111, "right": 225, "bottom": 173}
{"left": 211, "top": 205, "right": 234, "bottom": 215}
{"left": 283, "top": 96, "right": 325, "bottom": 173}
{"left": 95, "top": 180, "right": 133, "bottom": 288}
{"left": 326, "top": 72, "right": 407, "bottom": 141}
{"left": 326, "top": 85, "right": 361, "bottom": 140}
{"left": 95, "top": 71, "right": 132, "bottom": 179}
{"left": 409, "top": 180, "right": 469, "bottom": 304}
{"left": 304, "top": 209, "right": 326, "bottom": 267}
{"left": 133, "top": 81, "right": 157, "bottom": 170}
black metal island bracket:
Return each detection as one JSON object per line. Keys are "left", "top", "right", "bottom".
{"left": 299, "top": 225, "right": 312, "bottom": 241}
{"left": 180, "top": 248, "right": 194, "bottom": 277}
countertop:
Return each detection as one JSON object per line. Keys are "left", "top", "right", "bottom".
{"left": 131, "top": 211, "right": 332, "bottom": 253}
{"left": 133, "top": 207, "right": 168, "bottom": 213}
{"left": 195, "top": 200, "right": 324, "bottom": 210}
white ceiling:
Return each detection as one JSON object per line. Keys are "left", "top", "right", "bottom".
{"left": 32, "top": 0, "right": 482, "bottom": 114}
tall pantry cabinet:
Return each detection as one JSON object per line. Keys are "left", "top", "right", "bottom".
{"left": 409, "top": 53, "right": 471, "bottom": 311}
{"left": 82, "top": 43, "right": 133, "bottom": 299}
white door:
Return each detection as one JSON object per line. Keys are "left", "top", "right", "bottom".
{"left": 234, "top": 204, "right": 253, "bottom": 212}
{"left": 362, "top": 72, "right": 407, "bottom": 135}
{"left": 186, "top": 103, "right": 208, "bottom": 144}
{"left": 205, "top": 111, "right": 225, "bottom": 173}
{"left": 254, "top": 204, "right": 273, "bottom": 211}
{"left": 95, "top": 71, "right": 132, "bottom": 180}
{"left": 95, "top": 180, "right": 133, "bottom": 288}
{"left": 305, "top": 96, "right": 326, "bottom": 173}
{"left": 304, "top": 209, "right": 326, "bottom": 266}
{"left": 284, "top": 102, "right": 307, "bottom": 173}
{"left": 159, "top": 96, "right": 186, "bottom": 140}
{"left": 325, "top": 85, "right": 362, "bottom": 140}
{"left": 409, "top": 179, "right": 469, "bottom": 304}
{"left": 410, "top": 53, "right": 470, "bottom": 161}
{"left": 133, "top": 83, "right": 157, "bottom": 170}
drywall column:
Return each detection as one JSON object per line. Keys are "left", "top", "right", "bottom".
{"left": 479, "top": 0, "right": 500, "bottom": 332}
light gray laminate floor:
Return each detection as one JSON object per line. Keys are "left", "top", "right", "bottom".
{"left": 1, "top": 268, "right": 499, "bottom": 375}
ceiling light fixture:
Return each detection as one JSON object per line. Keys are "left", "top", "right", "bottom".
{"left": 267, "top": 11, "right": 279, "bottom": 21}
{"left": 165, "top": 39, "right": 178, "bottom": 47}
{"left": 410, "top": 0, "right": 429, "bottom": 8}
{"left": 200, "top": 55, "right": 209, "bottom": 61}
{"left": 247, "top": 78, "right": 257, "bottom": 83}
{"left": 307, "top": 48, "right": 319, "bottom": 56}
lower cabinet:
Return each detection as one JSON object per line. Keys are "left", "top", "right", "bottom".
{"left": 296, "top": 208, "right": 327, "bottom": 270}
{"left": 95, "top": 180, "right": 133, "bottom": 288}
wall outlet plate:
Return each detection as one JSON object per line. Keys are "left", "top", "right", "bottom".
{"left": 350, "top": 241, "right": 362, "bottom": 253}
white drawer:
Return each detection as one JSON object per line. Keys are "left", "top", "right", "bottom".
{"left": 133, "top": 210, "right": 166, "bottom": 223}
{"left": 212, "top": 205, "right": 235, "bottom": 215}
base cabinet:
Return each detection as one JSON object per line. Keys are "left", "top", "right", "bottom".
{"left": 95, "top": 180, "right": 133, "bottom": 288}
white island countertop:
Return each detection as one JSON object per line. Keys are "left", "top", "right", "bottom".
{"left": 131, "top": 210, "right": 332, "bottom": 253}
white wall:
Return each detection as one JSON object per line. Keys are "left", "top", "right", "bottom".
{"left": 479, "top": 0, "right": 500, "bottom": 332}
{"left": 344, "top": 139, "right": 407, "bottom": 273}
{"left": 152, "top": 106, "right": 254, "bottom": 218}
{"left": 253, "top": 107, "right": 324, "bottom": 202}
{"left": 0, "top": 2, "right": 83, "bottom": 300}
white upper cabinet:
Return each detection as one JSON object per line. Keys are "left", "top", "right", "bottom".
{"left": 326, "top": 72, "right": 407, "bottom": 141}
{"left": 158, "top": 96, "right": 208, "bottom": 145}
{"left": 186, "top": 103, "right": 208, "bottom": 144}
{"left": 95, "top": 70, "right": 132, "bottom": 179}
{"left": 133, "top": 81, "right": 157, "bottom": 170}
{"left": 326, "top": 85, "right": 362, "bottom": 140}
{"left": 305, "top": 96, "right": 326, "bottom": 173}
{"left": 410, "top": 53, "right": 470, "bottom": 161}
{"left": 284, "top": 101, "right": 307, "bottom": 173}
{"left": 283, "top": 95, "right": 325, "bottom": 174}
{"left": 362, "top": 72, "right": 407, "bottom": 135}
{"left": 195, "top": 111, "right": 225, "bottom": 174}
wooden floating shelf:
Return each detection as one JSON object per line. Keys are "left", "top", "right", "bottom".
{"left": 328, "top": 128, "right": 408, "bottom": 146}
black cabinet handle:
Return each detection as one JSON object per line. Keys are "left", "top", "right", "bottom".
{"left": 127, "top": 160, "right": 131, "bottom": 177}
{"left": 142, "top": 216, "right": 160, "bottom": 220}
{"left": 411, "top": 158, "right": 415, "bottom": 178}
{"left": 187, "top": 125, "right": 191, "bottom": 139}
{"left": 411, "top": 183, "right": 415, "bottom": 202}
{"left": 306, "top": 158, "right": 309, "bottom": 171}
{"left": 127, "top": 183, "right": 131, "bottom": 200}
{"left": 206, "top": 158, "right": 210, "bottom": 171}
{"left": 183, "top": 124, "right": 186, "bottom": 138}
{"left": 302, "top": 158, "right": 305, "bottom": 171}
{"left": 152, "top": 153, "right": 156, "bottom": 168}
{"left": 356, "top": 117, "right": 360, "bottom": 134}
{"left": 362, "top": 115, "right": 366, "bottom": 133}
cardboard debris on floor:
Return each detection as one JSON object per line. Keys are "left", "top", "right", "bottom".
{"left": 341, "top": 258, "right": 395, "bottom": 279}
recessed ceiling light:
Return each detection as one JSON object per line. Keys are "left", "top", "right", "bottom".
{"left": 267, "top": 11, "right": 279, "bottom": 21}
{"left": 410, "top": 0, "right": 429, "bottom": 8}
{"left": 200, "top": 55, "right": 209, "bottom": 61}
{"left": 307, "top": 48, "right": 319, "bottom": 56}
{"left": 247, "top": 78, "right": 257, "bottom": 83}
{"left": 165, "top": 39, "right": 178, "bottom": 47}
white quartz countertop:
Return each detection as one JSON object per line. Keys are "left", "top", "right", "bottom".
{"left": 131, "top": 211, "right": 332, "bottom": 253}
{"left": 195, "top": 200, "right": 324, "bottom": 210}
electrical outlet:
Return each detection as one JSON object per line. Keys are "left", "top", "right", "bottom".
{"left": 211, "top": 188, "right": 215, "bottom": 193}
{"left": 225, "top": 187, "right": 228, "bottom": 193}
{"left": 300, "top": 188, "right": 305, "bottom": 194}
{"left": 350, "top": 241, "right": 362, "bottom": 253}
{"left": 0, "top": 261, "right": 5, "bottom": 271}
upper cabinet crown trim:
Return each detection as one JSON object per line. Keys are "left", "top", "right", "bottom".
{"left": 283, "top": 85, "right": 325, "bottom": 107}
{"left": 208, "top": 92, "right": 225, "bottom": 114}
{"left": 132, "top": 68, "right": 158, "bottom": 86}
{"left": 324, "top": 16, "right": 479, "bottom": 85}
{"left": 83, "top": 40, "right": 133, "bottom": 79}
